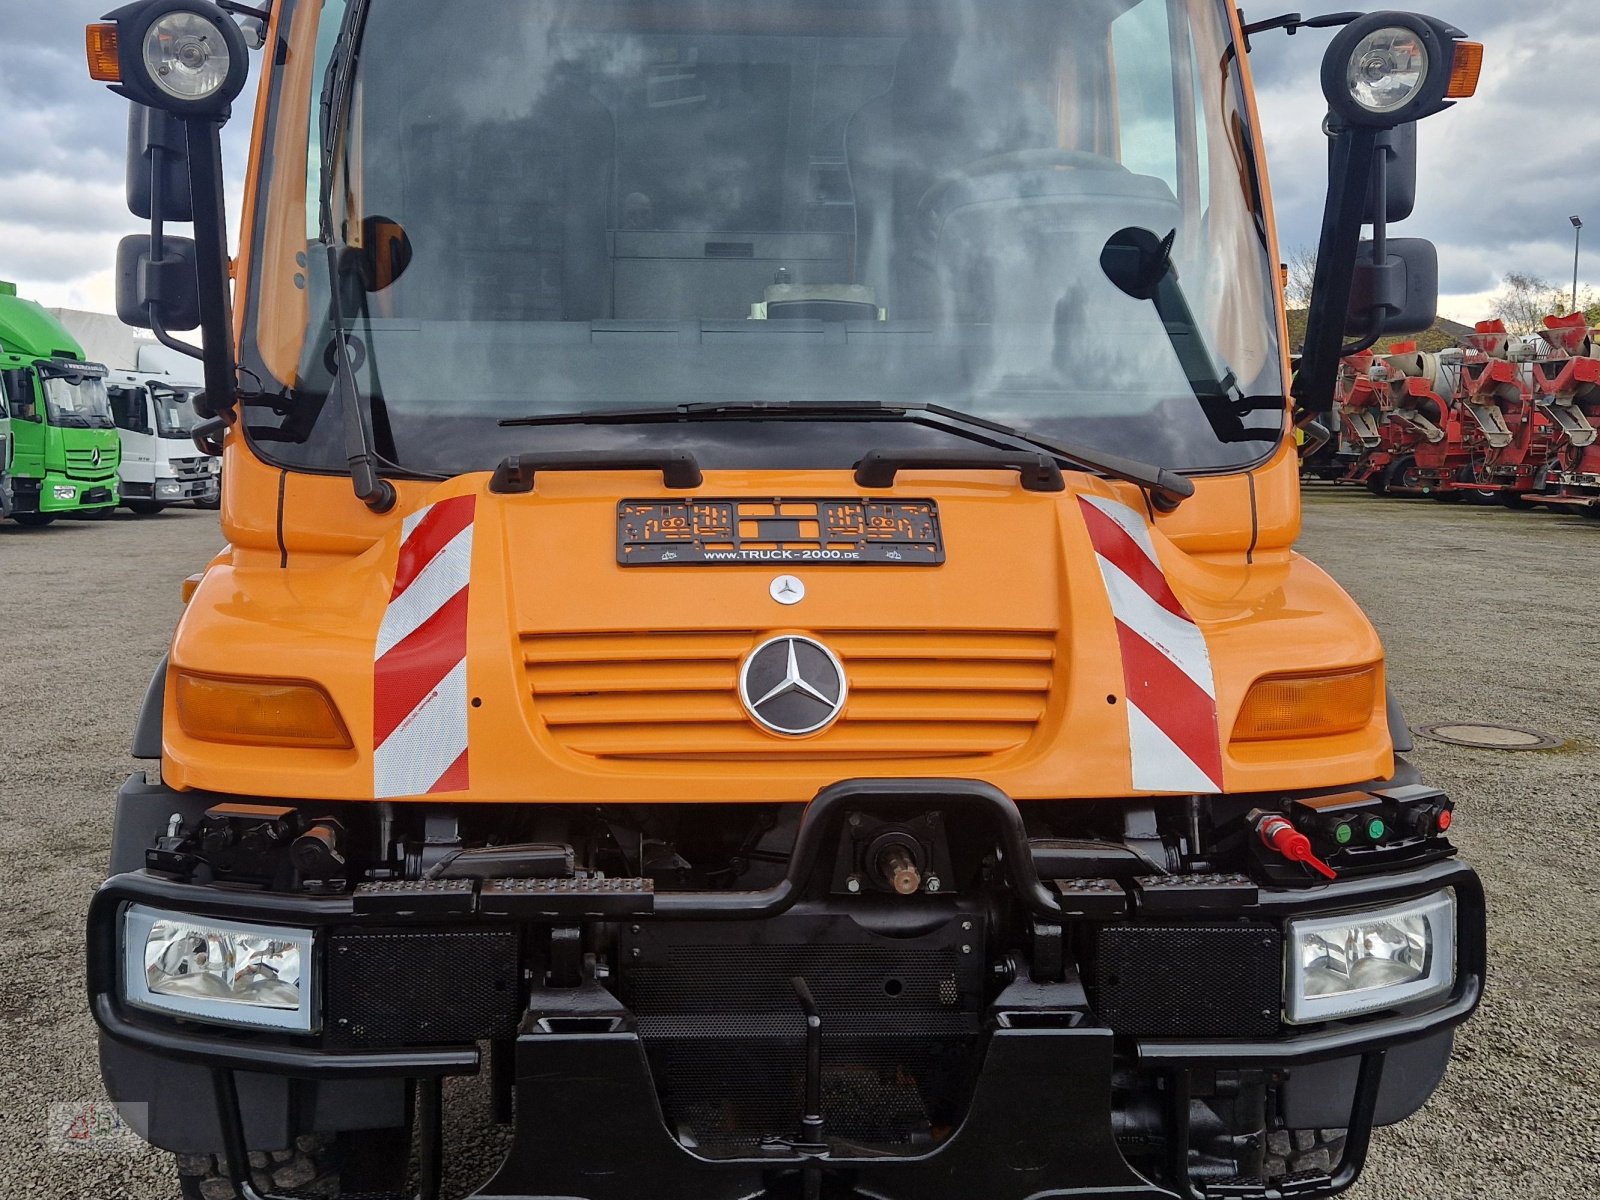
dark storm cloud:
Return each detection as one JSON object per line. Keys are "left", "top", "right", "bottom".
{"left": 1251, "top": 0, "right": 1600, "bottom": 306}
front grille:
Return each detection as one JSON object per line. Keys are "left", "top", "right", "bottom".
{"left": 522, "top": 628, "right": 1056, "bottom": 760}
{"left": 170, "top": 457, "right": 214, "bottom": 480}
{"left": 65, "top": 447, "right": 116, "bottom": 481}
{"left": 619, "top": 914, "right": 985, "bottom": 1154}
{"left": 323, "top": 926, "right": 519, "bottom": 1047}
{"left": 1085, "top": 922, "right": 1282, "bottom": 1037}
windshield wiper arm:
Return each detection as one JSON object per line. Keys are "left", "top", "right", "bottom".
{"left": 501, "top": 400, "right": 1194, "bottom": 511}
{"left": 315, "top": 0, "right": 395, "bottom": 514}
{"left": 1100, "top": 227, "right": 1284, "bottom": 447}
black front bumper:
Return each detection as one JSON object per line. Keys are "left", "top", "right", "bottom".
{"left": 88, "top": 781, "right": 1485, "bottom": 1200}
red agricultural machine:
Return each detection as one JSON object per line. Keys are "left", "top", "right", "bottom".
{"left": 1334, "top": 341, "right": 1470, "bottom": 497}
{"left": 1531, "top": 314, "right": 1600, "bottom": 512}
{"left": 1330, "top": 315, "right": 1600, "bottom": 515}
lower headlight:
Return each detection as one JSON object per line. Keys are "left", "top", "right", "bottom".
{"left": 157, "top": 481, "right": 184, "bottom": 497}
{"left": 123, "top": 905, "right": 317, "bottom": 1032}
{"left": 1284, "top": 890, "right": 1455, "bottom": 1024}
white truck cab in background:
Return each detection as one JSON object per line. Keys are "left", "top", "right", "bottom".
{"left": 105, "top": 367, "right": 219, "bottom": 513}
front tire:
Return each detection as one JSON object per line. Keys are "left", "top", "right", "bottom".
{"left": 11, "top": 512, "right": 55, "bottom": 527}
{"left": 127, "top": 500, "right": 166, "bottom": 516}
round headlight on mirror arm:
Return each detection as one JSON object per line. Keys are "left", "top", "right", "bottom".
{"left": 100, "top": 0, "right": 250, "bottom": 118}
{"left": 1320, "top": 12, "right": 1470, "bottom": 130}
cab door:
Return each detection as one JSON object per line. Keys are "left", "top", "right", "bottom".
{"left": 2, "top": 367, "right": 43, "bottom": 482}
{"left": 109, "top": 383, "right": 156, "bottom": 492}
{"left": 0, "top": 378, "right": 10, "bottom": 514}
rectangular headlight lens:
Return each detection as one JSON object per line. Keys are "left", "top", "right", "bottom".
{"left": 1284, "top": 889, "right": 1455, "bottom": 1025}
{"left": 123, "top": 905, "right": 317, "bottom": 1032}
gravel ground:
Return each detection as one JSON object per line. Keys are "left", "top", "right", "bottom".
{"left": 0, "top": 492, "right": 1595, "bottom": 1199}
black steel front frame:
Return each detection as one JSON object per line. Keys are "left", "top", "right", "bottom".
{"left": 87, "top": 781, "right": 1485, "bottom": 1200}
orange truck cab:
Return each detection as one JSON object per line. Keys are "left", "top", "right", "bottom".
{"left": 86, "top": 4, "right": 1484, "bottom": 1198}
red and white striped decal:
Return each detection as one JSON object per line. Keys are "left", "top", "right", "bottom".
{"left": 1078, "top": 495, "right": 1224, "bottom": 794}
{"left": 373, "top": 496, "right": 476, "bottom": 798}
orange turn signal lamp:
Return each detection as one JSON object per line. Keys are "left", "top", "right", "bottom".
{"left": 1446, "top": 41, "right": 1484, "bottom": 100}
{"left": 85, "top": 23, "right": 121, "bottom": 83}
{"left": 1233, "top": 666, "right": 1379, "bottom": 742}
{"left": 174, "top": 671, "right": 354, "bottom": 750}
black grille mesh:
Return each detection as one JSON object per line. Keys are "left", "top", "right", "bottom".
{"left": 1086, "top": 922, "right": 1281, "bottom": 1037}
{"left": 323, "top": 927, "right": 519, "bottom": 1048}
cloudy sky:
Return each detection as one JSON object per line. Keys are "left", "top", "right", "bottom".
{"left": 0, "top": 0, "right": 1589, "bottom": 323}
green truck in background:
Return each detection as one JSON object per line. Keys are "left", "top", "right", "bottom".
{"left": 0, "top": 281, "right": 120, "bottom": 526}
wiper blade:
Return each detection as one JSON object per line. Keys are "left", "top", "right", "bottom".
{"left": 315, "top": 0, "right": 395, "bottom": 514}
{"left": 502, "top": 400, "right": 1194, "bottom": 511}
{"left": 500, "top": 400, "right": 901, "bottom": 427}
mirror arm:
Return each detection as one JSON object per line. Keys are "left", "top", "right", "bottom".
{"left": 186, "top": 117, "right": 239, "bottom": 423}
{"left": 141, "top": 137, "right": 206, "bottom": 365}
{"left": 1293, "top": 121, "right": 1379, "bottom": 416}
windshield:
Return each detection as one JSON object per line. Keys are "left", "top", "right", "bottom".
{"left": 42, "top": 373, "right": 114, "bottom": 430}
{"left": 244, "top": 0, "right": 1283, "bottom": 478}
{"left": 151, "top": 386, "right": 200, "bottom": 438}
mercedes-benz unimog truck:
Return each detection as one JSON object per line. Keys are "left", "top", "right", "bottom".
{"left": 85, "top": 4, "right": 1485, "bottom": 1198}
{"left": 0, "top": 282, "right": 120, "bottom": 525}
{"left": 107, "top": 370, "right": 220, "bottom": 513}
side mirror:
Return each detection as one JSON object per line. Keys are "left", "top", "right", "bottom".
{"left": 116, "top": 234, "right": 201, "bottom": 331}
{"left": 1364, "top": 123, "right": 1416, "bottom": 224}
{"left": 127, "top": 104, "right": 193, "bottom": 221}
{"left": 1347, "top": 237, "right": 1438, "bottom": 337}
{"left": 3, "top": 370, "right": 38, "bottom": 421}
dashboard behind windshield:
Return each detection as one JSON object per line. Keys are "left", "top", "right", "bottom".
{"left": 152, "top": 388, "right": 200, "bottom": 438}
{"left": 42, "top": 375, "right": 113, "bottom": 430}
{"left": 243, "top": 0, "right": 1284, "bottom": 478}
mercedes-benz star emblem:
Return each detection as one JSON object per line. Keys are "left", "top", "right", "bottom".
{"left": 90, "top": 447, "right": 102, "bottom": 467}
{"left": 769, "top": 575, "right": 806, "bottom": 605}
{"left": 739, "top": 636, "right": 847, "bottom": 737}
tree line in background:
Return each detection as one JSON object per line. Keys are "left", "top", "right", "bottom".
{"left": 1283, "top": 248, "right": 1600, "bottom": 351}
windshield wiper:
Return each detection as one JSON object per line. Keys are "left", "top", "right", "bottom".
{"left": 501, "top": 400, "right": 1195, "bottom": 511}
{"left": 1099, "top": 227, "right": 1284, "bottom": 447}
{"left": 315, "top": 0, "right": 395, "bottom": 513}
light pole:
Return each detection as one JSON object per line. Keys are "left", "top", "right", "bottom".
{"left": 1572, "top": 215, "right": 1584, "bottom": 315}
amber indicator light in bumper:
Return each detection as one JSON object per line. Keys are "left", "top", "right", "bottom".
{"left": 1233, "top": 666, "right": 1379, "bottom": 742}
{"left": 174, "top": 672, "right": 354, "bottom": 750}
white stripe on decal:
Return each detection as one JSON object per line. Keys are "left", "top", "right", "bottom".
{"left": 1080, "top": 494, "right": 1162, "bottom": 568}
{"left": 1126, "top": 702, "right": 1222, "bottom": 794}
{"left": 375, "top": 524, "right": 475, "bottom": 660}
{"left": 1095, "top": 554, "right": 1217, "bottom": 699}
{"left": 400, "top": 505, "right": 431, "bottom": 544}
{"left": 374, "top": 658, "right": 469, "bottom": 798}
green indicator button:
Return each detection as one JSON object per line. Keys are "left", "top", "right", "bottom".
{"left": 1334, "top": 822, "right": 1354, "bottom": 845}
{"left": 1366, "top": 818, "right": 1386, "bottom": 842}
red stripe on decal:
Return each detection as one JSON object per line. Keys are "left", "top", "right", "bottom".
{"left": 1079, "top": 499, "right": 1190, "bottom": 621}
{"left": 1114, "top": 619, "right": 1224, "bottom": 789}
{"left": 392, "top": 496, "right": 476, "bottom": 600}
{"left": 429, "top": 748, "right": 470, "bottom": 794}
{"left": 373, "top": 586, "right": 470, "bottom": 746}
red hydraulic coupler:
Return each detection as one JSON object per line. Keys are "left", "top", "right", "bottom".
{"left": 1255, "top": 814, "right": 1337, "bottom": 880}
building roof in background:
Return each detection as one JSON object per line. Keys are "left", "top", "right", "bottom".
{"left": 1287, "top": 311, "right": 1476, "bottom": 355}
